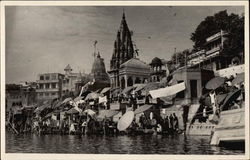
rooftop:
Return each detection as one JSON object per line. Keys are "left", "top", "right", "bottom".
{"left": 120, "top": 58, "right": 150, "bottom": 70}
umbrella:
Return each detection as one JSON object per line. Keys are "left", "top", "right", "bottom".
{"left": 84, "top": 109, "right": 96, "bottom": 116}
{"left": 80, "top": 90, "right": 91, "bottom": 98}
{"left": 34, "top": 103, "right": 50, "bottom": 113}
{"left": 141, "top": 82, "right": 160, "bottom": 95}
{"left": 44, "top": 112, "right": 53, "bottom": 119}
{"left": 97, "top": 110, "right": 119, "bottom": 119}
{"left": 66, "top": 108, "right": 79, "bottom": 114}
{"left": 112, "top": 88, "right": 122, "bottom": 95}
{"left": 122, "top": 86, "right": 134, "bottom": 94}
{"left": 134, "top": 104, "right": 152, "bottom": 114}
{"left": 144, "top": 82, "right": 160, "bottom": 91}
{"left": 101, "top": 87, "right": 111, "bottom": 94}
{"left": 22, "top": 104, "right": 37, "bottom": 110}
{"left": 62, "top": 97, "right": 72, "bottom": 104}
{"left": 205, "top": 77, "right": 225, "bottom": 90}
{"left": 74, "top": 96, "right": 83, "bottom": 102}
{"left": 117, "top": 111, "right": 135, "bottom": 131}
{"left": 85, "top": 92, "right": 99, "bottom": 100}
{"left": 232, "top": 73, "right": 244, "bottom": 86}
{"left": 53, "top": 100, "right": 63, "bottom": 109}
{"left": 134, "top": 84, "right": 147, "bottom": 92}
{"left": 221, "top": 89, "right": 242, "bottom": 111}
{"left": 159, "top": 96, "right": 174, "bottom": 105}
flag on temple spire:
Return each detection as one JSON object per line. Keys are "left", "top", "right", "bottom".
{"left": 93, "top": 40, "right": 98, "bottom": 57}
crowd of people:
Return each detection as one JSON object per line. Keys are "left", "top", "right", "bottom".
{"left": 192, "top": 74, "right": 245, "bottom": 124}
{"left": 133, "top": 113, "right": 180, "bottom": 135}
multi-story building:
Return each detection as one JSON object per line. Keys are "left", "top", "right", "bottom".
{"left": 186, "top": 30, "right": 238, "bottom": 71}
{"left": 36, "top": 73, "right": 65, "bottom": 101}
{"left": 6, "top": 82, "right": 37, "bottom": 121}
{"left": 36, "top": 65, "right": 92, "bottom": 100}
{"left": 6, "top": 84, "right": 23, "bottom": 115}
{"left": 63, "top": 64, "right": 84, "bottom": 95}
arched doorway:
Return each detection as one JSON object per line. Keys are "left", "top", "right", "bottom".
{"left": 127, "top": 77, "right": 133, "bottom": 87}
{"left": 135, "top": 77, "right": 141, "bottom": 84}
{"left": 121, "top": 77, "right": 125, "bottom": 89}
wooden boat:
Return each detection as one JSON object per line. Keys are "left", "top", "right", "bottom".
{"left": 186, "top": 121, "right": 216, "bottom": 136}
{"left": 210, "top": 107, "right": 245, "bottom": 145}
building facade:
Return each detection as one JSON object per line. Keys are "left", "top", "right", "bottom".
{"left": 6, "top": 82, "right": 37, "bottom": 121}
{"left": 36, "top": 73, "right": 65, "bottom": 101}
{"left": 63, "top": 64, "right": 84, "bottom": 95}
{"left": 119, "top": 58, "right": 150, "bottom": 89}
{"left": 186, "top": 30, "right": 242, "bottom": 71}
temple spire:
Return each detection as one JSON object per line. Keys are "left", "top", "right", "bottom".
{"left": 110, "top": 11, "right": 134, "bottom": 70}
{"left": 122, "top": 8, "right": 125, "bottom": 19}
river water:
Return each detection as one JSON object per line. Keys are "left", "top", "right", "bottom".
{"left": 6, "top": 133, "right": 244, "bottom": 154}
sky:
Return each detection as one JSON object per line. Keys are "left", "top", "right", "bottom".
{"left": 5, "top": 6, "right": 244, "bottom": 83}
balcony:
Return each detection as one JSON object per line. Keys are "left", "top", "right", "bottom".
{"left": 206, "top": 46, "right": 221, "bottom": 56}
{"left": 36, "top": 79, "right": 59, "bottom": 83}
{"left": 36, "top": 88, "right": 60, "bottom": 92}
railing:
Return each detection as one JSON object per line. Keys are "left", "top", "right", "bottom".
{"left": 36, "top": 80, "right": 59, "bottom": 83}
{"left": 206, "top": 46, "right": 221, "bottom": 56}
{"left": 36, "top": 88, "right": 59, "bottom": 92}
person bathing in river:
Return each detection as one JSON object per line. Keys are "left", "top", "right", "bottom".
{"left": 173, "top": 113, "right": 179, "bottom": 132}
{"left": 209, "top": 90, "right": 217, "bottom": 115}
{"left": 169, "top": 114, "right": 174, "bottom": 134}
{"left": 163, "top": 116, "right": 170, "bottom": 134}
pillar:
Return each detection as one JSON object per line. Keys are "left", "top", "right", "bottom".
{"left": 125, "top": 75, "right": 128, "bottom": 88}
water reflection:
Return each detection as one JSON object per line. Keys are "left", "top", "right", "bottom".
{"left": 6, "top": 133, "right": 244, "bottom": 154}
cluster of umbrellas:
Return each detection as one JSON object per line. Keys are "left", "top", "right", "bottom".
{"left": 204, "top": 73, "right": 244, "bottom": 110}
{"left": 205, "top": 73, "right": 244, "bottom": 90}
{"left": 117, "top": 104, "right": 154, "bottom": 131}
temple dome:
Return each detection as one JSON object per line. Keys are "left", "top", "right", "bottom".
{"left": 150, "top": 57, "right": 163, "bottom": 65}
{"left": 120, "top": 58, "right": 150, "bottom": 70}
{"left": 91, "top": 53, "right": 109, "bottom": 82}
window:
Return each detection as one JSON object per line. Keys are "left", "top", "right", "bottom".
{"left": 190, "top": 80, "right": 198, "bottom": 98}
{"left": 51, "top": 74, "right": 57, "bottom": 80}
{"left": 45, "top": 93, "right": 49, "bottom": 96}
{"left": 39, "top": 84, "right": 44, "bottom": 89}
{"left": 39, "top": 93, "right": 43, "bottom": 96}
{"left": 45, "top": 84, "right": 50, "bottom": 89}
{"left": 51, "top": 83, "right": 56, "bottom": 89}
{"left": 51, "top": 92, "right": 56, "bottom": 96}
{"left": 45, "top": 75, "right": 50, "bottom": 80}
{"left": 40, "top": 76, "right": 44, "bottom": 80}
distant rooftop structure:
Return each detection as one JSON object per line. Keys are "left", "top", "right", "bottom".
{"left": 64, "top": 64, "right": 73, "bottom": 75}
{"left": 120, "top": 58, "right": 150, "bottom": 70}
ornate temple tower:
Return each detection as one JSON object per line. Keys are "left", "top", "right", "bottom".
{"left": 91, "top": 52, "right": 110, "bottom": 83}
{"left": 108, "top": 12, "right": 135, "bottom": 89}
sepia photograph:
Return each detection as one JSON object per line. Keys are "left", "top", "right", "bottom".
{"left": 1, "top": 1, "right": 249, "bottom": 160}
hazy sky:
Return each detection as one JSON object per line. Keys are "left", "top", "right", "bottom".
{"left": 5, "top": 6, "right": 244, "bottom": 83}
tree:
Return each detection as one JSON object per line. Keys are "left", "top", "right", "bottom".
{"left": 170, "top": 49, "right": 191, "bottom": 69}
{"left": 191, "top": 10, "right": 244, "bottom": 55}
